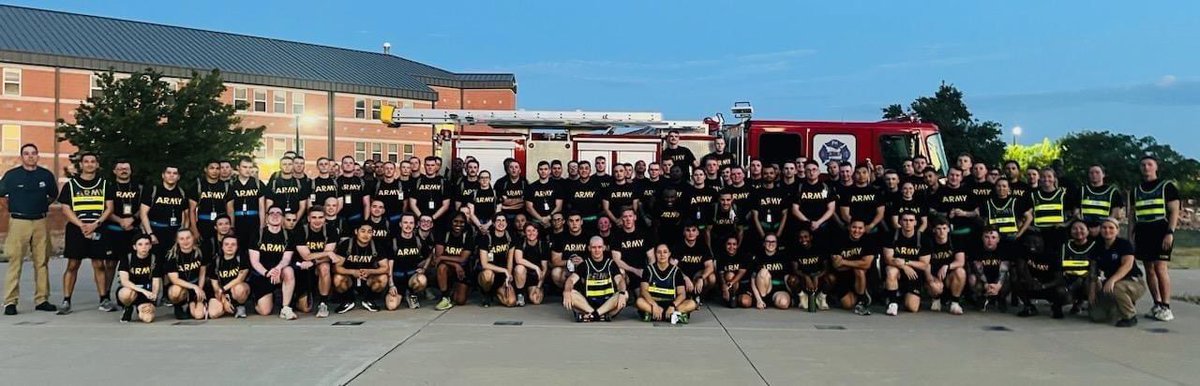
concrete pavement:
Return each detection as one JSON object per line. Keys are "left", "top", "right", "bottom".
{"left": 0, "top": 259, "right": 1197, "bottom": 386}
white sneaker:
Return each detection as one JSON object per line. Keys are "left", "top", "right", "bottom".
{"left": 670, "top": 311, "right": 681, "bottom": 325}
{"left": 886, "top": 302, "right": 899, "bottom": 316}
{"left": 316, "top": 303, "right": 329, "bottom": 318}
{"left": 816, "top": 292, "right": 830, "bottom": 310}
{"left": 516, "top": 294, "right": 526, "bottom": 307}
{"left": 1159, "top": 308, "right": 1175, "bottom": 322}
{"left": 1146, "top": 304, "right": 1162, "bottom": 320}
{"left": 949, "top": 302, "right": 964, "bottom": 315}
{"left": 798, "top": 292, "right": 809, "bottom": 310}
{"left": 930, "top": 301, "right": 942, "bottom": 312}
{"left": 280, "top": 306, "right": 297, "bottom": 320}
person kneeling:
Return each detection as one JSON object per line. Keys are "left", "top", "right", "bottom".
{"left": 563, "top": 237, "right": 627, "bottom": 322}
{"left": 334, "top": 223, "right": 390, "bottom": 313}
{"left": 882, "top": 211, "right": 931, "bottom": 316}
{"left": 1014, "top": 234, "right": 1068, "bottom": 319}
{"left": 742, "top": 234, "right": 793, "bottom": 310}
{"left": 637, "top": 244, "right": 696, "bottom": 324}
{"left": 207, "top": 236, "right": 251, "bottom": 319}
{"left": 117, "top": 235, "right": 161, "bottom": 323}
{"left": 1089, "top": 218, "right": 1146, "bottom": 327}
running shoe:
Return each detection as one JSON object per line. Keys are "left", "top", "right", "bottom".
{"left": 280, "top": 306, "right": 297, "bottom": 320}
{"left": 930, "top": 300, "right": 942, "bottom": 312}
{"left": 1115, "top": 316, "right": 1138, "bottom": 327}
{"left": 234, "top": 305, "right": 247, "bottom": 318}
{"left": 435, "top": 297, "right": 454, "bottom": 311}
{"left": 1159, "top": 308, "right": 1175, "bottom": 322}
{"left": 406, "top": 294, "right": 420, "bottom": 309}
{"left": 35, "top": 301, "right": 58, "bottom": 312}
{"left": 670, "top": 311, "right": 681, "bottom": 325}
{"left": 316, "top": 303, "right": 330, "bottom": 318}
{"left": 798, "top": 292, "right": 810, "bottom": 312}
{"left": 678, "top": 312, "right": 689, "bottom": 324}
{"left": 361, "top": 300, "right": 379, "bottom": 312}
{"left": 854, "top": 303, "right": 871, "bottom": 316}
{"left": 1145, "top": 304, "right": 1162, "bottom": 320}
{"left": 98, "top": 299, "right": 117, "bottom": 312}
{"left": 56, "top": 301, "right": 71, "bottom": 315}
{"left": 337, "top": 302, "right": 357, "bottom": 314}
{"left": 121, "top": 305, "right": 134, "bottom": 322}
{"left": 949, "top": 302, "right": 964, "bottom": 315}
{"left": 886, "top": 302, "right": 899, "bottom": 316}
{"left": 816, "top": 292, "right": 829, "bottom": 310}
{"left": 516, "top": 294, "right": 526, "bottom": 307}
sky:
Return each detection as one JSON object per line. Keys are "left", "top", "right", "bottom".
{"left": 12, "top": 0, "right": 1200, "bottom": 157}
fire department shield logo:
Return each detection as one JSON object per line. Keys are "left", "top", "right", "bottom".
{"left": 814, "top": 134, "right": 855, "bottom": 164}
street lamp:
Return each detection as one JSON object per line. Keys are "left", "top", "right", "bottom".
{"left": 1011, "top": 126, "right": 1023, "bottom": 145}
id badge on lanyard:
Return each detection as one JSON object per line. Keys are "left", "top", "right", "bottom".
{"left": 122, "top": 203, "right": 132, "bottom": 216}
{"left": 344, "top": 194, "right": 352, "bottom": 204}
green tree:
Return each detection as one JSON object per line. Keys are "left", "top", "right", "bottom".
{"left": 883, "top": 82, "right": 1006, "bottom": 166}
{"left": 1004, "top": 137, "right": 1062, "bottom": 171}
{"left": 1059, "top": 130, "right": 1200, "bottom": 198}
{"left": 57, "top": 69, "right": 264, "bottom": 185}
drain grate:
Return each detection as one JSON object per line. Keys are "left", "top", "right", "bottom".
{"left": 814, "top": 325, "right": 846, "bottom": 330}
{"left": 1145, "top": 328, "right": 1170, "bottom": 334}
{"left": 172, "top": 320, "right": 206, "bottom": 326}
{"left": 14, "top": 321, "right": 45, "bottom": 326}
{"left": 982, "top": 326, "right": 1012, "bottom": 332}
{"left": 332, "top": 321, "right": 365, "bottom": 326}
{"left": 493, "top": 321, "right": 523, "bottom": 326}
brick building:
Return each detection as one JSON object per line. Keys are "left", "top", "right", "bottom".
{"left": 0, "top": 4, "right": 517, "bottom": 178}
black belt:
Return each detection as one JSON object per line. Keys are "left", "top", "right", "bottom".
{"left": 10, "top": 213, "right": 46, "bottom": 220}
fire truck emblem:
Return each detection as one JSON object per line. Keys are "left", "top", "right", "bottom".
{"left": 818, "top": 139, "right": 852, "bottom": 163}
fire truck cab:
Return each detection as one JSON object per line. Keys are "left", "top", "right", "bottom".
{"left": 724, "top": 119, "right": 949, "bottom": 175}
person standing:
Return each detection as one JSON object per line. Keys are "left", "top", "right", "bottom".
{"left": 56, "top": 153, "right": 115, "bottom": 314}
{"left": 1, "top": 144, "right": 60, "bottom": 314}
{"left": 1132, "top": 156, "right": 1179, "bottom": 322}
{"left": 103, "top": 160, "right": 141, "bottom": 308}
{"left": 140, "top": 166, "right": 189, "bottom": 258}
{"left": 189, "top": 160, "right": 233, "bottom": 242}
{"left": 230, "top": 157, "right": 266, "bottom": 248}
{"left": 1076, "top": 165, "right": 1125, "bottom": 235}
{"left": 662, "top": 130, "right": 698, "bottom": 177}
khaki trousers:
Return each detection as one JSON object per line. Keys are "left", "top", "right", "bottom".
{"left": 1091, "top": 278, "right": 1147, "bottom": 322}
{"left": 4, "top": 218, "right": 50, "bottom": 305}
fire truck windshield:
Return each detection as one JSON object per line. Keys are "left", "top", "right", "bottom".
{"left": 925, "top": 132, "right": 949, "bottom": 175}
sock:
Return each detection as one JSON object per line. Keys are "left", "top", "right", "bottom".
{"left": 63, "top": 296, "right": 71, "bottom": 304}
{"left": 99, "top": 294, "right": 108, "bottom": 302}
{"left": 1162, "top": 302, "right": 1171, "bottom": 309}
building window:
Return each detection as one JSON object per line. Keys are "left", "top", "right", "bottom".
{"left": 291, "top": 92, "right": 305, "bottom": 115}
{"left": 271, "top": 138, "right": 288, "bottom": 159}
{"left": 1, "top": 124, "right": 20, "bottom": 153}
{"left": 354, "top": 142, "right": 366, "bottom": 161}
{"left": 403, "top": 144, "right": 414, "bottom": 158}
{"left": 273, "top": 92, "right": 286, "bottom": 113}
{"left": 234, "top": 87, "right": 248, "bottom": 111}
{"left": 89, "top": 75, "right": 104, "bottom": 99}
{"left": 355, "top": 99, "right": 365, "bottom": 119}
{"left": 371, "top": 100, "right": 382, "bottom": 120}
{"left": 2, "top": 68, "right": 19, "bottom": 96}
{"left": 371, "top": 143, "right": 382, "bottom": 161}
{"left": 253, "top": 90, "right": 267, "bottom": 112}
{"left": 387, "top": 143, "right": 398, "bottom": 162}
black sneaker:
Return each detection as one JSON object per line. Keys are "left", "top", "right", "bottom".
{"left": 1115, "top": 316, "right": 1138, "bottom": 328}
{"left": 121, "top": 306, "right": 134, "bottom": 323}
{"left": 173, "top": 304, "right": 191, "bottom": 320}
{"left": 34, "top": 302, "right": 57, "bottom": 312}
{"left": 480, "top": 296, "right": 491, "bottom": 308}
{"left": 1017, "top": 305, "right": 1038, "bottom": 317}
{"left": 361, "top": 300, "right": 379, "bottom": 312}
{"left": 4, "top": 304, "right": 16, "bottom": 315}
{"left": 336, "top": 302, "right": 356, "bottom": 314}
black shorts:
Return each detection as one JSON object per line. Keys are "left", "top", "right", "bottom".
{"left": 103, "top": 223, "right": 137, "bottom": 260}
{"left": 393, "top": 269, "right": 420, "bottom": 288}
{"left": 1134, "top": 222, "right": 1172, "bottom": 262}
{"left": 899, "top": 274, "right": 924, "bottom": 295}
{"left": 483, "top": 272, "right": 510, "bottom": 292}
{"left": 123, "top": 284, "right": 154, "bottom": 305}
{"left": 64, "top": 223, "right": 110, "bottom": 260}
{"left": 293, "top": 266, "right": 316, "bottom": 296}
{"left": 249, "top": 274, "right": 282, "bottom": 300}
{"left": 586, "top": 295, "right": 611, "bottom": 309}
{"left": 832, "top": 270, "right": 857, "bottom": 297}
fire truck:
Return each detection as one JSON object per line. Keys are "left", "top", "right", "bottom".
{"left": 380, "top": 102, "right": 948, "bottom": 177}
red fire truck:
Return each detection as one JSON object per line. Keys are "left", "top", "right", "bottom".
{"left": 380, "top": 102, "right": 948, "bottom": 176}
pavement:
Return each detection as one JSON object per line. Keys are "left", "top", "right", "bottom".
{"left": 0, "top": 259, "right": 1198, "bottom": 386}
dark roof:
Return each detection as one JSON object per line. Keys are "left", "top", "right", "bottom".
{"left": 0, "top": 5, "right": 516, "bottom": 101}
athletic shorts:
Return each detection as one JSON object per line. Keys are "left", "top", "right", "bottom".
{"left": 249, "top": 274, "right": 282, "bottom": 300}
{"left": 768, "top": 278, "right": 788, "bottom": 295}
{"left": 64, "top": 223, "right": 110, "bottom": 260}
{"left": 103, "top": 223, "right": 136, "bottom": 260}
{"left": 586, "top": 295, "right": 612, "bottom": 309}
{"left": 124, "top": 283, "right": 154, "bottom": 306}
{"left": 899, "top": 274, "right": 924, "bottom": 295}
{"left": 1134, "top": 222, "right": 1172, "bottom": 262}
{"left": 293, "top": 266, "right": 316, "bottom": 296}
{"left": 831, "top": 270, "right": 857, "bottom": 297}
{"left": 393, "top": 269, "right": 420, "bottom": 287}
{"left": 483, "top": 272, "right": 510, "bottom": 292}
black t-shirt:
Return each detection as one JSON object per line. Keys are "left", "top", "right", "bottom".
{"left": 412, "top": 175, "right": 448, "bottom": 214}
{"left": 267, "top": 176, "right": 306, "bottom": 213}
{"left": 163, "top": 248, "right": 205, "bottom": 283}
{"left": 525, "top": 179, "right": 561, "bottom": 217}
{"left": 392, "top": 234, "right": 427, "bottom": 272}
{"left": 469, "top": 188, "right": 500, "bottom": 221}
{"left": 702, "top": 151, "right": 735, "bottom": 167}
{"left": 795, "top": 181, "right": 836, "bottom": 222}
{"left": 971, "top": 245, "right": 1011, "bottom": 282}
{"left": 372, "top": 178, "right": 407, "bottom": 216}
{"left": 710, "top": 206, "right": 743, "bottom": 242}
{"left": 110, "top": 180, "right": 142, "bottom": 220}
{"left": 457, "top": 178, "right": 481, "bottom": 206}
{"left": 833, "top": 235, "right": 877, "bottom": 261}
{"left": 715, "top": 249, "right": 747, "bottom": 273}
{"left": 119, "top": 253, "right": 160, "bottom": 287}
{"left": 297, "top": 225, "right": 339, "bottom": 262}
{"left": 928, "top": 238, "right": 958, "bottom": 269}
{"left": 229, "top": 178, "right": 263, "bottom": 215}
{"left": 141, "top": 184, "right": 187, "bottom": 226}
{"left": 610, "top": 227, "right": 656, "bottom": 270}
{"left": 573, "top": 254, "right": 619, "bottom": 296}
{"left": 966, "top": 179, "right": 994, "bottom": 204}
{"left": 751, "top": 251, "right": 790, "bottom": 281}
{"left": 888, "top": 195, "right": 927, "bottom": 221}
{"left": 438, "top": 230, "right": 475, "bottom": 259}
{"left": 662, "top": 146, "right": 697, "bottom": 175}
{"left": 929, "top": 185, "right": 977, "bottom": 228}
{"left": 311, "top": 176, "right": 340, "bottom": 206}
{"left": 752, "top": 185, "right": 788, "bottom": 224}
{"left": 887, "top": 232, "right": 930, "bottom": 261}
{"left": 905, "top": 175, "right": 929, "bottom": 194}
{"left": 517, "top": 239, "right": 551, "bottom": 267}
{"left": 672, "top": 241, "right": 711, "bottom": 276}
{"left": 337, "top": 239, "right": 384, "bottom": 270}
{"left": 1025, "top": 251, "right": 1062, "bottom": 284}
{"left": 604, "top": 181, "right": 639, "bottom": 214}
{"left": 721, "top": 183, "right": 754, "bottom": 219}
{"left": 837, "top": 184, "right": 884, "bottom": 224}
{"left": 56, "top": 176, "right": 112, "bottom": 222}
{"left": 1091, "top": 239, "right": 1142, "bottom": 279}
{"left": 553, "top": 231, "right": 591, "bottom": 259}
{"left": 335, "top": 176, "right": 369, "bottom": 218}
{"left": 1009, "top": 180, "right": 1032, "bottom": 202}
{"left": 190, "top": 178, "right": 231, "bottom": 219}
{"left": 566, "top": 178, "right": 604, "bottom": 218}
{"left": 494, "top": 176, "right": 527, "bottom": 215}
{"left": 593, "top": 174, "right": 615, "bottom": 189}
{"left": 679, "top": 184, "right": 718, "bottom": 225}
{"left": 210, "top": 253, "right": 249, "bottom": 287}
{"left": 364, "top": 217, "right": 396, "bottom": 258}
{"left": 477, "top": 231, "right": 514, "bottom": 268}
{"left": 254, "top": 227, "right": 292, "bottom": 270}
{"left": 793, "top": 244, "right": 828, "bottom": 275}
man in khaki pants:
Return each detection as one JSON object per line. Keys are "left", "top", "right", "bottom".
{"left": 1, "top": 144, "right": 60, "bottom": 315}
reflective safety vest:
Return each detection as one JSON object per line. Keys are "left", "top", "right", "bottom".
{"left": 582, "top": 258, "right": 616, "bottom": 298}
{"left": 69, "top": 177, "right": 107, "bottom": 222}
{"left": 985, "top": 197, "right": 1019, "bottom": 236}
{"left": 1061, "top": 240, "right": 1095, "bottom": 277}
{"left": 1032, "top": 188, "right": 1067, "bottom": 228}
{"left": 1134, "top": 180, "right": 1172, "bottom": 223}
{"left": 646, "top": 265, "right": 680, "bottom": 302}
{"left": 1079, "top": 185, "right": 1116, "bottom": 222}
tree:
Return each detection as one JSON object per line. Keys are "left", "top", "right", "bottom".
{"left": 57, "top": 69, "right": 264, "bottom": 185}
{"left": 882, "top": 82, "right": 1006, "bottom": 166}
{"left": 1059, "top": 130, "right": 1200, "bottom": 198}
{"left": 1004, "top": 138, "right": 1062, "bottom": 171}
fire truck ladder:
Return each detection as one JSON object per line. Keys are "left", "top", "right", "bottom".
{"left": 381, "top": 106, "right": 704, "bottom": 130}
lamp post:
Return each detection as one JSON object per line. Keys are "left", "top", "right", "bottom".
{"left": 1011, "top": 126, "right": 1023, "bottom": 146}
